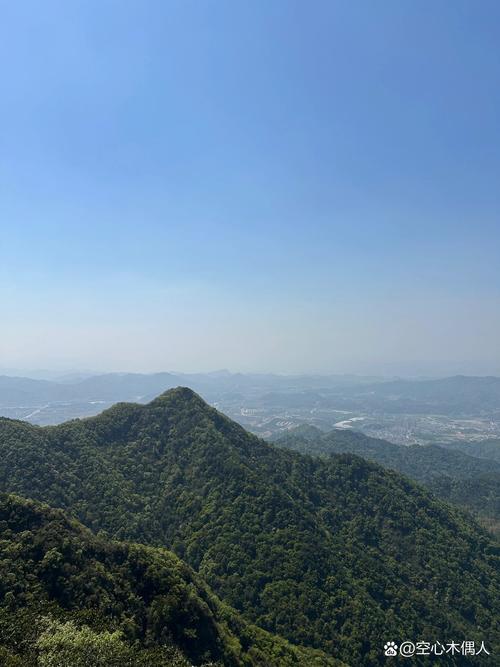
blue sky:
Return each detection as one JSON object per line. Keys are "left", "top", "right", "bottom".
{"left": 1, "top": 0, "right": 499, "bottom": 374}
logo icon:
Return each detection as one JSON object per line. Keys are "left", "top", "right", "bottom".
{"left": 384, "top": 641, "right": 398, "bottom": 656}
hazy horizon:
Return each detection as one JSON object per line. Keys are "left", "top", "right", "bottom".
{"left": 2, "top": 361, "right": 500, "bottom": 382}
{"left": 2, "top": 1, "right": 499, "bottom": 375}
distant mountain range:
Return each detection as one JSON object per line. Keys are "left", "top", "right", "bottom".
{"left": 0, "top": 372, "right": 183, "bottom": 405}
{"left": 1, "top": 371, "right": 499, "bottom": 416}
{"left": 0, "top": 388, "right": 498, "bottom": 665}
{"left": 346, "top": 375, "right": 500, "bottom": 415}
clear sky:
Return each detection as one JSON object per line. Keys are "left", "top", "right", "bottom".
{"left": 1, "top": 0, "right": 499, "bottom": 375}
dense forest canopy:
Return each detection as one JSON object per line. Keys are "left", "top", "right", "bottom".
{"left": 0, "top": 493, "right": 335, "bottom": 666}
{"left": 439, "top": 438, "right": 500, "bottom": 463}
{"left": 0, "top": 388, "right": 499, "bottom": 665}
{"left": 274, "top": 426, "right": 500, "bottom": 534}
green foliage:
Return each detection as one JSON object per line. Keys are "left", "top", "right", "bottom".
{"left": 0, "top": 646, "right": 24, "bottom": 667}
{"left": 440, "top": 438, "right": 500, "bottom": 463}
{"left": 276, "top": 427, "right": 500, "bottom": 532}
{"left": 35, "top": 618, "right": 203, "bottom": 667}
{"left": 0, "top": 388, "right": 499, "bottom": 665}
{"left": 428, "top": 474, "right": 500, "bottom": 536}
{"left": 275, "top": 427, "right": 500, "bottom": 482}
{"left": 36, "top": 620, "right": 131, "bottom": 667}
{"left": 0, "top": 494, "right": 337, "bottom": 666}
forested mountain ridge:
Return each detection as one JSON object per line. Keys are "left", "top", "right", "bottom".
{"left": 274, "top": 427, "right": 500, "bottom": 533}
{"left": 439, "top": 438, "right": 500, "bottom": 463}
{"left": 0, "top": 493, "right": 336, "bottom": 666}
{"left": 274, "top": 427, "right": 500, "bottom": 481}
{"left": 0, "top": 388, "right": 499, "bottom": 665}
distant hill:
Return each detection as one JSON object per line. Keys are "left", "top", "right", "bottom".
{"left": 275, "top": 427, "right": 500, "bottom": 533}
{"left": 0, "top": 372, "right": 183, "bottom": 406}
{"left": 0, "top": 375, "right": 65, "bottom": 406}
{"left": 0, "top": 371, "right": 383, "bottom": 405}
{"left": 439, "top": 438, "right": 500, "bottom": 463}
{"left": 253, "top": 374, "right": 500, "bottom": 416}
{"left": 349, "top": 375, "right": 500, "bottom": 415}
{"left": 275, "top": 427, "right": 500, "bottom": 481}
{"left": 0, "top": 493, "right": 334, "bottom": 666}
{"left": 2, "top": 372, "right": 500, "bottom": 431}
{"left": 0, "top": 388, "right": 499, "bottom": 664}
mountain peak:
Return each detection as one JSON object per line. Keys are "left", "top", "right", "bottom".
{"left": 149, "top": 385, "right": 208, "bottom": 407}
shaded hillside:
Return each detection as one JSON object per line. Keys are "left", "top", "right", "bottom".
{"left": 275, "top": 427, "right": 500, "bottom": 532}
{"left": 427, "top": 474, "right": 500, "bottom": 537}
{"left": 0, "top": 389, "right": 499, "bottom": 665}
{"left": 275, "top": 427, "right": 500, "bottom": 481}
{"left": 440, "top": 438, "right": 500, "bottom": 463}
{"left": 0, "top": 493, "right": 335, "bottom": 667}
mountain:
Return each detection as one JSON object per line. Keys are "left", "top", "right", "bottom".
{"left": 0, "top": 388, "right": 499, "bottom": 665}
{"left": 428, "top": 473, "right": 500, "bottom": 536}
{"left": 0, "top": 372, "right": 183, "bottom": 406}
{"left": 439, "top": 438, "right": 500, "bottom": 463}
{"left": 274, "top": 427, "right": 500, "bottom": 533}
{"left": 274, "top": 427, "right": 500, "bottom": 482}
{"left": 0, "top": 371, "right": 382, "bottom": 407}
{"left": 0, "top": 375, "right": 64, "bottom": 406}
{"left": 0, "top": 493, "right": 334, "bottom": 667}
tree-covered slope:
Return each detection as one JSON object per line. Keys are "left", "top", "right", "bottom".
{"left": 439, "top": 438, "right": 500, "bottom": 463}
{"left": 426, "top": 473, "right": 500, "bottom": 537}
{"left": 0, "top": 388, "right": 499, "bottom": 665}
{"left": 0, "top": 493, "right": 336, "bottom": 667}
{"left": 275, "top": 427, "right": 500, "bottom": 532}
{"left": 275, "top": 427, "right": 500, "bottom": 482}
